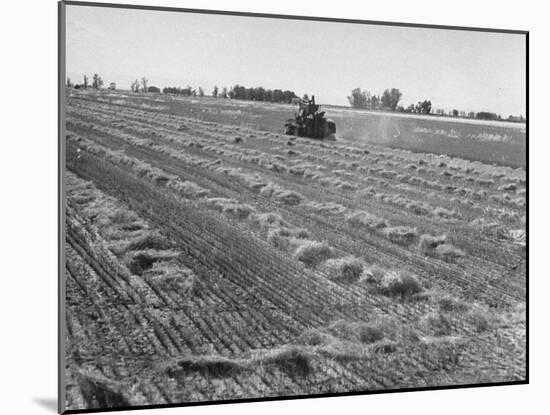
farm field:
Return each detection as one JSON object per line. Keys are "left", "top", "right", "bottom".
{"left": 75, "top": 89, "right": 527, "bottom": 168}
{"left": 63, "top": 89, "right": 526, "bottom": 411}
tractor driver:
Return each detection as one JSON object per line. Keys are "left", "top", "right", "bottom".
{"left": 308, "top": 96, "right": 318, "bottom": 117}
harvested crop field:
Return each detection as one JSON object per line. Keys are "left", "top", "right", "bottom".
{"left": 63, "top": 90, "right": 526, "bottom": 411}
{"left": 73, "top": 89, "right": 527, "bottom": 168}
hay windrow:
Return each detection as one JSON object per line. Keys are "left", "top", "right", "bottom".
{"left": 253, "top": 345, "right": 312, "bottom": 376}
{"left": 324, "top": 256, "right": 364, "bottom": 283}
{"left": 297, "top": 329, "right": 334, "bottom": 346}
{"left": 124, "top": 249, "right": 179, "bottom": 276}
{"left": 143, "top": 261, "right": 202, "bottom": 295}
{"left": 383, "top": 226, "right": 418, "bottom": 245}
{"left": 121, "top": 231, "right": 172, "bottom": 253}
{"left": 438, "top": 296, "right": 470, "bottom": 313}
{"left": 345, "top": 210, "right": 388, "bottom": 230}
{"left": 75, "top": 370, "right": 131, "bottom": 409}
{"left": 293, "top": 240, "right": 334, "bottom": 266}
{"left": 421, "top": 312, "right": 453, "bottom": 336}
{"left": 362, "top": 264, "right": 387, "bottom": 284}
{"left": 328, "top": 320, "right": 385, "bottom": 344}
{"left": 276, "top": 190, "right": 303, "bottom": 205}
{"left": 259, "top": 182, "right": 303, "bottom": 205}
{"left": 251, "top": 212, "right": 290, "bottom": 229}
{"left": 434, "top": 244, "right": 465, "bottom": 262}
{"left": 204, "top": 197, "right": 255, "bottom": 219}
{"left": 467, "top": 311, "right": 491, "bottom": 333}
{"left": 434, "top": 207, "right": 460, "bottom": 220}
{"left": 380, "top": 270, "right": 423, "bottom": 298}
{"left": 305, "top": 201, "right": 347, "bottom": 215}
{"left": 419, "top": 234, "right": 447, "bottom": 254}
{"left": 164, "top": 355, "right": 246, "bottom": 378}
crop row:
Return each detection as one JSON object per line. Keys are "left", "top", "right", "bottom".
{"left": 66, "top": 120, "right": 525, "bottom": 308}
{"left": 67, "top": 102, "right": 525, "bottom": 228}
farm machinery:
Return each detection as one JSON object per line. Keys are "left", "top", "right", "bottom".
{"left": 284, "top": 95, "right": 336, "bottom": 140}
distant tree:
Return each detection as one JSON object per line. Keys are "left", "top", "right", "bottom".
{"left": 131, "top": 79, "right": 139, "bottom": 93}
{"left": 414, "top": 100, "right": 431, "bottom": 114}
{"left": 468, "top": 111, "right": 475, "bottom": 118}
{"left": 272, "top": 89, "right": 283, "bottom": 102}
{"left": 405, "top": 104, "right": 415, "bottom": 113}
{"left": 452, "top": 109, "right": 459, "bottom": 117}
{"left": 507, "top": 114, "right": 525, "bottom": 123}
{"left": 381, "top": 90, "right": 389, "bottom": 108}
{"left": 92, "top": 74, "right": 103, "bottom": 89}
{"left": 347, "top": 88, "right": 369, "bottom": 109}
{"left": 67, "top": 77, "right": 73, "bottom": 88}
{"left": 381, "top": 88, "right": 402, "bottom": 110}
{"left": 212, "top": 85, "right": 218, "bottom": 98}
{"left": 147, "top": 86, "right": 160, "bottom": 93}
{"left": 253, "top": 86, "right": 266, "bottom": 101}
{"left": 162, "top": 86, "right": 184, "bottom": 95}
{"left": 227, "top": 87, "right": 235, "bottom": 99}
{"left": 389, "top": 88, "right": 402, "bottom": 110}
{"left": 371, "top": 95, "right": 381, "bottom": 109}
{"left": 282, "top": 90, "right": 297, "bottom": 103}
{"left": 198, "top": 87, "right": 205, "bottom": 97}
{"left": 141, "top": 77, "right": 148, "bottom": 93}
{"left": 83, "top": 75, "right": 89, "bottom": 89}
{"left": 417, "top": 100, "right": 432, "bottom": 114}
{"left": 178, "top": 86, "right": 192, "bottom": 96}
{"left": 231, "top": 85, "right": 239, "bottom": 99}
{"left": 476, "top": 111, "right": 498, "bottom": 120}
{"left": 302, "top": 94, "right": 309, "bottom": 101}
{"left": 225, "top": 84, "right": 297, "bottom": 103}
{"left": 424, "top": 101, "right": 432, "bottom": 114}
{"left": 381, "top": 89, "right": 391, "bottom": 109}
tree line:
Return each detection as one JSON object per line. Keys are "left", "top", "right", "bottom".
{"left": 67, "top": 74, "right": 105, "bottom": 90}
{"left": 347, "top": 87, "right": 432, "bottom": 114}
{"left": 142, "top": 82, "right": 298, "bottom": 104}
{"left": 69, "top": 74, "right": 297, "bottom": 105}
{"left": 162, "top": 86, "right": 202, "bottom": 96}
{"left": 225, "top": 85, "right": 297, "bottom": 103}
{"left": 348, "top": 88, "right": 404, "bottom": 111}
{"left": 347, "top": 87, "right": 524, "bottom": 122}
{"left": 65, "top": 75, "right": 524, "bottom": 122}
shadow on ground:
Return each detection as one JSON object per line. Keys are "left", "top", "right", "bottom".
{"left": 34, "top": 398, "right": 57, "bottom": 413}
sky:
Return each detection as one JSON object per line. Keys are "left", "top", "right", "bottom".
{"left": 65, "top": 4, "right": 526, "bottom": 117}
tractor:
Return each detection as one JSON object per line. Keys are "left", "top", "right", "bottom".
{"left": 284, "top": 95, "right": 336, "bottom": 140}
